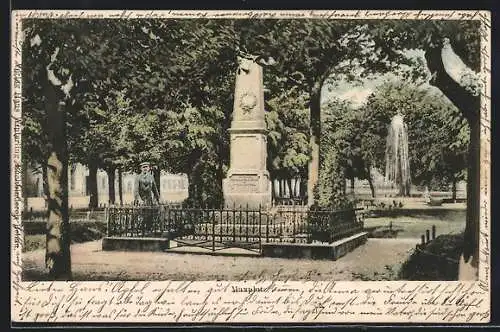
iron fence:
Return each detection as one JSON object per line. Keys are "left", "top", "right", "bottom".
{"left": 106, "top": 204, "right": 365, "bottom": 251}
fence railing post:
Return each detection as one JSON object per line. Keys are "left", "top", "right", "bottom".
{"left": 105, "top": 207, "right": 110, "bottom": 236}
{"left": 238, "top": 205, "right": 243, "bottom": 242}
{"left": 278, "top": 210, "right": 283, "bottom": 242}
{"left": 232, "top": 203, "right": 236, "bottom": 243}
{"left": 432, "top": 225, "right": 436, "bottom": 240}
{"left": 259, "top": 204, "right": 262, "bottom": 251}
{"left": 103, "top": 204, "right": 367, "bottom": 249}
{"left": 221, "top": 204, "right": 226, "bottom": 245}
{"left": 219, "top": 206, "right": 223, "bottom": 244}
{"left": 426, "top": 229, "right": 430, "bottom": 243}
{"left": 266, "top": 208, "right": 270, "bottom": 243}
{"left": 212, "top": 207, "right": 216, "bottom": 252}
{"left": 246, "top": 203, "right": 249, "bottom": 243}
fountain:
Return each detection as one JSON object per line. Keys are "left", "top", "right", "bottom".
{"left": 385, "top": 114, "right": 411, "bottom": 196}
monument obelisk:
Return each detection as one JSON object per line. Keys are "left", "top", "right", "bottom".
{"left": 223, "top": 57, "right": 272, "bottom": 209}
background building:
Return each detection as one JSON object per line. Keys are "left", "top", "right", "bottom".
{"left": 24, "top": 163, "right": 188, "bottom": 210}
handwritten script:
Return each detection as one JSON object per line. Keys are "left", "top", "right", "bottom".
{"left": 11, "top": 12, "right": 24, "bottom": 319}
{"left": 13, "top": 9, "right": 484, "bottom": 20}
{"left": 12, "top": 281, "right": 489, "bottom": 323}
{"left": 477, "top": 10, "right": 491, "bottom": 296}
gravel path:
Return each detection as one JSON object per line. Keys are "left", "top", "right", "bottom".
{"left": 22, "top": 238, "right": 418, "bottom": 281}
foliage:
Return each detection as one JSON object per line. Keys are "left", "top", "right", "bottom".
{"left": 359, "top": 81, "right": 469, "bottom": 189}
{"left": 22, "top": 18, "right": 480, "bottom": 208}
{"left": 316, "top": 98, "right": 359, "bottom": 208}
{"left": 319, "top": 75, "right": 469, "bottom": 201}
{"left": 22, "top": 19, "right": 239, "bottom": 207}
{"left": 239, "top": 19, "right": 480, "bottom": 204}
{"left": 399, "top": 233, "right": 464, "bottom": 280}
{"left": 265, "top": 86, "right": 310, "bottom": 181}
{"left": 23, "top": 221, "right": 107, "bottom": 252}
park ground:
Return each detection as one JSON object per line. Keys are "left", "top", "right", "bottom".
{"left": 22, "top": 203, "right": 466, "bottom": 281}
{"left": 363, "top": 203, "right": 466, "bottom": 239}
{"left": 22, "top": 238, "right": 417, "bottom": 281}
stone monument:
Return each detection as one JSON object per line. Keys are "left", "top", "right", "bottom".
{"left": 223, "top": 57, "right": 272, "bottom": 209}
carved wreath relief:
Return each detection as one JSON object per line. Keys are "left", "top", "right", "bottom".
{"left": 239, "top": 92, "right": 257, "bottom": 115}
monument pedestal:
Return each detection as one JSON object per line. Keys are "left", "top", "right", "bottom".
{"left": 223, "top": 180, "right": 272, "bottom": 209}
{"left": 222, "top": 57, "right": 272, "bottom": 209}
{"left": 223, "top": 128, "right": 272, "bottom": 209}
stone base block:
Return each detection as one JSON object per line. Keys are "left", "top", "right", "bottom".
{"left": 261, "top": 232, "right": 368, "bottom": 260}
{"left": 102, "top": 236, "right": 171, "bottom": 252}
{"left": 223, "top": 171, "right": 272, "bottom": 209}
{"left": 223, "top": 192, "right": 272, "bottom": 210}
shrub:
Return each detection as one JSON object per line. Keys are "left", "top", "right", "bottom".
{"left": 398, "top": 233, "right": 463, "bottom": 280}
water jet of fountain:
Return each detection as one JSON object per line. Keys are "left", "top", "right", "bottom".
{"left": 385, "top": 114, "right": 411, "bottom": 196}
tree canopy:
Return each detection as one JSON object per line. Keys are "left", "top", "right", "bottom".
{"left": 362, "top": 81, "right": 469, "bottom": 189}
{"left": 23, "top": 18, "right": 481, "bottom": 204}
{"left": 21, "top": 17, "right": 484, "bottom": 278}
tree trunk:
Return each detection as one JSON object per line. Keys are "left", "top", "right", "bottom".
{"left": 452, "top": 177, "right": 457, "bottom": 202}
{"left": 187, "top": 170, "right": 199, "bottom": 207}
{"left": 367, "top": 168, "right": 376, "bottom": 198}
{"left": 294, "top": 178, "right": 300, "bottom": 198}
{"left": 187, "top": 172, "right": 195, "bottom": 206}
{"left": 186, "top": 150, "right": 202, "bottom": 207}
{"left": 153, "top": 167, "right": 161, "bottom": 202}
{"left": 287, "top": 178, "right": 293, "bottom": 198}
{"left": 88, "top": 159, "right": 98, "bottom": 209}
{"left": 107, "top": 166, "right": 116, "bottom": 205}
{"left": 187, "top": 166, "right": 201, "bottom": 207}
{"left": 300, "top": 177, "right": 307, "bottom": 198}
{"left": 462, "top": 118, "right": 480, "bottom": 277}
{"left": 425, "top": 42, "right": 480, "bottom": 280}
{"left": 351, "top": 176, "right": 355, "bottom": 193}
{"left": 307, "top": 81, "right": 322, "bottom": 206}
{"left": 22, "top": 158, "right": 29, "bottom": 211}
{"left": 118, "top": 168, "right": 123, "bottom": 206}
{"left": 44, "top": 79, "right": 71, "bottom": 280}
{"left": 42, "top": 164, "right": 49, "bottom": 208}
{"left": 270, "top": 178, "right": 276, "bottom": 202}
{"left": 217, "top": 141, "right": 225, "bottom": 208}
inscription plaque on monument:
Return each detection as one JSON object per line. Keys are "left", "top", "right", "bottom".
{"left": 229, "top": 175, "right": 259, "bottom": 191}
{"left": 222, "top": 56, "right": 272, "bottom": 209}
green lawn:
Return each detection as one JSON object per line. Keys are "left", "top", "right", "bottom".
{"left": 23, "top": 221, "right": 107, "bottom": 252}
{"left": 23, "top": 234, "right": 46, "bottom": 252}
{"left": 364, "top": 209, "right": 465, "bottom": 238}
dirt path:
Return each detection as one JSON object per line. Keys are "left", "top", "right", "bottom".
{"left": 22, "top": 238, "right": 418, "bottom": 281}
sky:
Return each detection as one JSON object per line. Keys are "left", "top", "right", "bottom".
{"left": 322, "top": 46, "right": 469, "bottom": 109}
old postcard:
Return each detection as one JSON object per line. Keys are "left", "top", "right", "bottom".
{"left": 11, "top": 10, "right": 491, "bottom": 324}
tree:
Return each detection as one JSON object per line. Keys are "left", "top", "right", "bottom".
{"left": 364, "top": 20, "right": 481, "bottom": 277}
{"left": 236, "top": 20, "right": 383, "bottom": 204}
{"left": 109, "top": 19, "right": 238, "bottom": 207}
{"left": 265, "top": 86, "right": 310, "bottom": 199}
{"left": 317, "top": 98, "right": 360, "bottom": 208}
{"left": 22, "top": 19, "right": 89, "bottom": 279}
{"left": 358, "top": 81, "right": 469, "bottom": 192}
{"left": 79, "top": 89, "right": 135, "bottom": 206}
{"left": 22, "top": 19, "right": 129, "bottom": 209}
{"left": 319, "top": 20, "right": 481, "bottom": 277}
{"left": 24, "top": 19, "right": 240, "bottom": 209}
